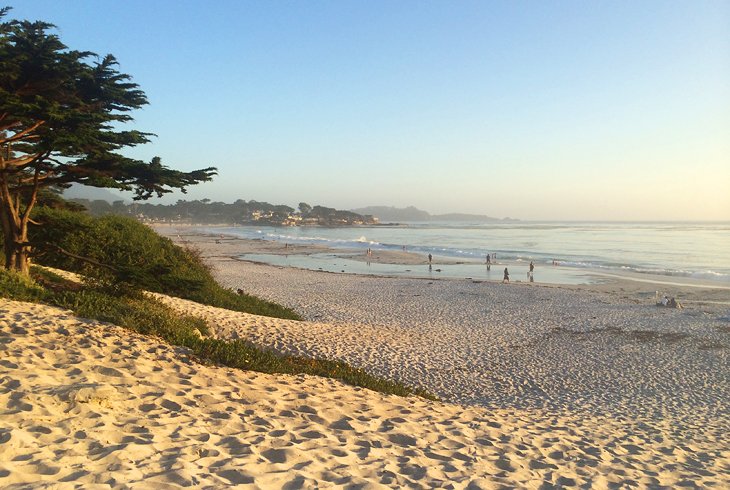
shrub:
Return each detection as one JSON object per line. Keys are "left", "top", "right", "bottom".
{"left": 48, "top": 287, "right": 210, "bottom": 339}
{"left": 29, "top": 208, "right": 300, "bottom": 320}
{"left": 0, "top": 268, "right": 47, "bottom": 302}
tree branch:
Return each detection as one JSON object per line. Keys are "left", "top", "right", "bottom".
{"left": 0, "top": 153, "right": 43, "bottom": 169}
{"left": 0, "top": 120, "right": 45, "bottom": 145}
{"left": 38, "top": 243, "right": 119, "bottom": 272}
{"left": 20, "top": 167, "right": 41, "bottom": 225}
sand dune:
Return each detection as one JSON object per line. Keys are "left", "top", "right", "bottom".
{"left": 2, "top": 295, "right": 728, "bottom": 488}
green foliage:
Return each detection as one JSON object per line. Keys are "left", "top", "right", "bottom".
{"left": 192, "top": 338, "right": 436, "bottom": 400}
{"left": 29, "top": 207, "right": 301, "bottom": 320}
{"left": 66, "top": 197, "right": 376, "bottom": 226}
{"left": 0, "top": 8, "right": 215, "bottom": 274}
{"left": 0, "top": 267, "right": 47, "bottom": 302}
{"left": 49, "top": 288, "right": 209, "bottom": 340}
{"left": 0, "top": 10, "right": 216, "bottom": 198}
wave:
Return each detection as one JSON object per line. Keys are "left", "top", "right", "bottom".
{"left": 260, "top": 232, "right": 382, "bottom": 248}
{"left": 553, "top": 261, "right": 730, "bottom": 283}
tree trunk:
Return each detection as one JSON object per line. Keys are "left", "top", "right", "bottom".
{"left": 0, "top": 207, "right": 31, "bottom": 275}
{"left": 0, "top": 171, "right": 37, "bottom": 276}
{"left": 8, "top": 244, "right": 31, "bottom": 275}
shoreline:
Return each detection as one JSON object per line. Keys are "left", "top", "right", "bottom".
{"left": 155, "top": 224, "right": 730, "bottom": 306}
{"left": 153, "top": 222, "right": 730, "bottom": 292}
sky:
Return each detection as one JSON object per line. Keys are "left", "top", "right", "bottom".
{"left": 7, "top": 1, "right": 730, "bottom": 220}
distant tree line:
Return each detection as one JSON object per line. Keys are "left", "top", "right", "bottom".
{"left": 68, "top": 198, "right": 378, "bottom": 227}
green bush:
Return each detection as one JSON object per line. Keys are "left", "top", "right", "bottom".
{"left": 49, "top": 288, "right": 210, "bottom": 340}
{"left": 29, "top": 208, "right": 300, "bottom": 320}
{"left": 0, "top": 268, "right": 47, "bottom": 302}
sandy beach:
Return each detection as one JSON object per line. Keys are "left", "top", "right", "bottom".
{"left": 1, "top": 226, "right": 728, "bottom": 488}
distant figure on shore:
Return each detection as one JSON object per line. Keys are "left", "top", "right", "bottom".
{"left": 428, "top": 253, "right": 432, "bottom": 264}
{"left": 486, "top": 254, "right": 491, "bottom": 265}
{"left": 503, "top": 267, "right": 509, "bottom": 283}
{"left": 658, "top": 294, "right": 683, "bottom": 309}
{"left": 528, "top": 261, "right": 534, "bottom": 280}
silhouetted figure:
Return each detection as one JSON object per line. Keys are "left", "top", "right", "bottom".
{"left": 503, "top": 267, "right": 509, "bottom": 283}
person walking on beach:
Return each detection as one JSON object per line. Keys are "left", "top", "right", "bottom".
{"left": 503, "top": 267, "right": 509, "bottom": 283}
{"left": 486, "top": 253, "right": 491, "bottom": 270}
{"left": 428, "top": 253, "right": 432, "bottom": 264}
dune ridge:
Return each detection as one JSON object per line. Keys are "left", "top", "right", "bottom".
{"left": 2, "top": 298, "right": 728, "bottom": 488}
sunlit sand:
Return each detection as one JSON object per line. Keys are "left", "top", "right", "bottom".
{"left": 3, "top": 228, "right": 727, "bottom": 487}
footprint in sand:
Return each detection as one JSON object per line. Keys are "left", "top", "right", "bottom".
{"left": 93, "top": 366, "right": 124, "bottom": 378}
{"left": 388, "top": 433, "right": 418, "bottom": 447}
{"left": 261, "top": 448, "right": 290, "bottom": 464}
{"left": 7, "top": 392, "right": 33, "bottom": 412}
{"left": 217, "top": 469, "right": 254, "bottom": 485}
{"left": 0, "top": 360, "right": 19, "bottom": 369}
{"left": 160, "top": 399, "right": 182, "bottom": 412}
{"left": 329, "top": 418, "right": 355, "bottom": 431}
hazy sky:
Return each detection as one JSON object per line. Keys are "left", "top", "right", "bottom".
{"left": 8, "top": 1, "right": 730, "bottom": 220}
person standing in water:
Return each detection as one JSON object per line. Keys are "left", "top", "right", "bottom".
{"left": 503, "top": 267, "right": 509, "bottom": 283}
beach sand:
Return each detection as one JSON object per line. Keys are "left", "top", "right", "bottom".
{"left": 1, "top": 226, "right": 728, "bottom": 487}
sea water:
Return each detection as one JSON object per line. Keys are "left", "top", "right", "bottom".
{"left": 200, "top": 222, "right": 730, "bottom": 287}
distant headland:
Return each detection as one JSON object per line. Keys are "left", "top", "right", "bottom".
{"left": 351, "top": 205, "right": 518, "bottom": 223}
{"left": 64, "top": 186, "right": 517, "bottom": 226}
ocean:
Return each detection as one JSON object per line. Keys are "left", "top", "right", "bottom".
{"left": 200, "top": 222, "right": 730, "bottom": 287}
